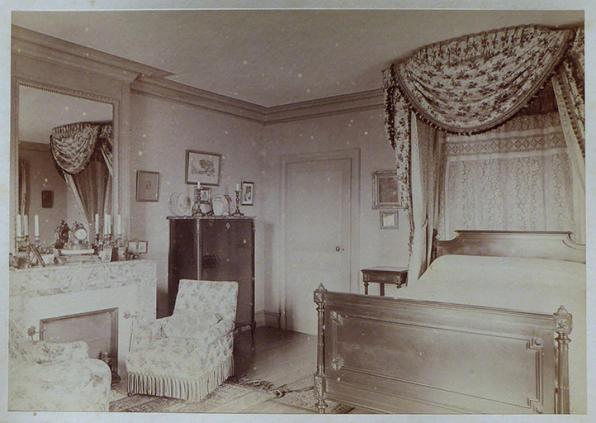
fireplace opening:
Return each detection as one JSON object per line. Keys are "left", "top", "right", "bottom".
{"left": 40, "top": 308, "right": 119, "bottom": 379}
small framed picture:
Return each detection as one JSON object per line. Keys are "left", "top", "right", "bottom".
{"left": 186, "top": 150, "right": 221, "bottom": 186}
{"left": 380, "top": 210, "right": 399, "bottom": 229}
{"left": 373, "top": 170, "right": 399, "bottom": 209}
{"left": 241, "top": 181, "right": 254, "bottom": 206}
{"left": 136, "top": 170, "right": 160, "bottom": 202}
{"left": 127, "top": 240, "right": 148, "bottom": 255}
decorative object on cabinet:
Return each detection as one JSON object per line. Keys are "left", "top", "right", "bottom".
{"left": 380, "top": 210, "right": 399, "bottom": 229}
{"left": 232, "top": 189, "right": 244, "bottom": 216}
{"left": 211, "top": 194, "right": 231, "bottom": 216}
{"left": 167, "top": 216, "right": 256, "bottom": 339}
{"left": 361, "top": 266, "right": 408, "bottom": 295}
{"left": 169, "top": 192, "right": 193, "bottom": 216}
{"left": 136, "top": 170, "right": 160, "bottom": 202}
{"left": 372, "top": 170, "right": 400, "bottom": 209}
{"left": 241, "top": 181, "right": 255, "bottom": 206}
{"left": 185, "top": 150, "right": 221, "bottom": 186}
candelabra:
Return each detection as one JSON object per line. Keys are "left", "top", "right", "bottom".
{"left": 232, "top": 190, "right": 244, "bottom": 217}
{"left": 16, "top": 235, "right": 29, "bottom": 253}
{"left": 193, "top": 188, "right": 205, "bottom": 217}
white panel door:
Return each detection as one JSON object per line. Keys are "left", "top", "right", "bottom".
{"left": 285, "top": 157, "right": 352, "bottom": 334}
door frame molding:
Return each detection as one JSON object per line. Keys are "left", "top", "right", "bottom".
{"left": 280, "top": 148, "right": 361, "bottom": 330}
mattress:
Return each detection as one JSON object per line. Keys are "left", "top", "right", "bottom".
{"left": 394, "top": 254, "right": 586, "bottom": 413}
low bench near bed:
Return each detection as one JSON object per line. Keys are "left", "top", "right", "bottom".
{"left": 313, "top": 231, "right": 585, "bottom": 414}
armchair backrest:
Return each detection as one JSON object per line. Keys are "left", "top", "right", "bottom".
{"left": 174, "top": 280, "right": 239, "bottom": 322}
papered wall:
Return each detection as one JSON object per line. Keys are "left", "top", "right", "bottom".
{"left": 129, "top": 93, "right": 266, "bottom": 318}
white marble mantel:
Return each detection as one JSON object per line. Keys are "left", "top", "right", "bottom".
{"left": 9, "top": 260, "right": 157, "bottom": 376}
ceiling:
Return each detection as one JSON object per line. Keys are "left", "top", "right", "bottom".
{"left": 12, "top": 9, "right": 584, "bottom": 108}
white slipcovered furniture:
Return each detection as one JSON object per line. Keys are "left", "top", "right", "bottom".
{"left": 126, "top": 279, "right": 239, "bottom": 402}
{"left": 8, "top": 322, "right": 112, "bottom": 412}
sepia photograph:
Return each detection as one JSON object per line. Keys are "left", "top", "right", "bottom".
{"left": 1, "top": 2, "right": 592, "bottom": 423}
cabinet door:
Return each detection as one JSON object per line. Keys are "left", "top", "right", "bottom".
{"left": 199, "top": 219, "right": 254, "bottom": 328}
{"left": 168, "top": 219, "right": 198, "bottom": 314}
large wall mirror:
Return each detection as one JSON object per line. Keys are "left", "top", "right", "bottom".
{"left": 13, "top": 83, "right": 117, "bottom": 251}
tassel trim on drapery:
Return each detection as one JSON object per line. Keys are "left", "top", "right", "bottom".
{"left": 127, "top": 356, "right": 234, "bottom": 402}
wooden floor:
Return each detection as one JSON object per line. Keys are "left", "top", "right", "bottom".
{"left": 233, "top": 326, "right": 373, "bottom": 414}
{"left": 233, "top": 326, "right": 317, "bottom": 386}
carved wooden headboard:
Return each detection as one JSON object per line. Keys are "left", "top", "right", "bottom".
{"left": 433, "top": 230, "right": 585, "bottom": 264}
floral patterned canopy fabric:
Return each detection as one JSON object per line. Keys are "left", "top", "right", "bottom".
{"left": 50, "top": 122, "right": 113, "bottom": 175}
{"left": 383, "top": 24, "right": 584, "bottom": 276}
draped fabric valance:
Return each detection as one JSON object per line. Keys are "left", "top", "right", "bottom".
{"left": 383, "top": 25, "right": 574, "bottom": 140}
{"left": 50, "top": 122, "right": 113, "bottom": 175}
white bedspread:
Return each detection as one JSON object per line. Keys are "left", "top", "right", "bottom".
{"left": 394, "top": 254, "right": 586, "bottom": 413}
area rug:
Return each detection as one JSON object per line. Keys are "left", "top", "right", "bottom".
{"left": 109, "top": 375, "right": 353, "bottom": 414}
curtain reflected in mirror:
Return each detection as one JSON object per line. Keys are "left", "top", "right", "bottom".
{"left": 18, "top": 159, "right": 28, "bottom": 216}
{"left": 17, "top": 85, "right": 113, "bottom": 246}
{"left": 50, "top": 122, "right": 113, "bottom": 233}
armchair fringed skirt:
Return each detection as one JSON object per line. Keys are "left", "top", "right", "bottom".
{"left": 126, "top": 334, "right": 235, "bottom": 402}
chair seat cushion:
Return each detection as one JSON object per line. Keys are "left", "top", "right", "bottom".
{"left": 127, "top": 335, "right": 232, "bottom": 380}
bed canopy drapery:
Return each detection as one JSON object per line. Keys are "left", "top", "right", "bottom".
{"left": 382, "top": 25, "right": 585, "bottom": 281}
{"left": 50, "top": 122, "right": 114, "bottom": 234}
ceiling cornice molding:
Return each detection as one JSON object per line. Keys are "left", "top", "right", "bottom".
{"left": 131, "top": 77, "right": 267, "bottom": 123}
{"left": 12, "top": 25, "right": 173, "bottom": 83}
{"left": 263, "top": 89, "right": 384, "bottom": 125}
{"left": 13, "top": 25, "right": 384, "bottom": 124}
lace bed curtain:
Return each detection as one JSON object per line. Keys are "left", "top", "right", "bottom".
{"left": 382, "top": 25, "right": 584, "bottom": 281}
{"left": 50, "top": 122, "right": 113, "bottom": 234}
{"left": 438, "top": 112, "right": 574, "bottom": 237}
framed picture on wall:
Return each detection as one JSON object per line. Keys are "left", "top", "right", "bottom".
{"left": 372, "top": 170, "right": 399, "bottom": 209}
{"left": 241, "top": 181, "right": 254, "bottom": 206}
{"left": 380, "top": 210, "right": 399, "bottom": 229}
{"left": 185, "top": 150, "right": 221, "bottom": 186}
{"left": 136, "top": 170, "right": 160, "bottom": 202}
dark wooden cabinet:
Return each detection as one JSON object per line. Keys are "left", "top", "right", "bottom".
{"left": 168, "top": 217, "right": 255, "bottom": 336}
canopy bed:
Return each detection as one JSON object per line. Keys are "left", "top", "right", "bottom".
{"left": 314, "top": 25, "right": 585, "bottom": 414}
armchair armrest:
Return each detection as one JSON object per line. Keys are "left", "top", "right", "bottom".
{"left": 12, "top": 338, "right": 89, "bottom": 364}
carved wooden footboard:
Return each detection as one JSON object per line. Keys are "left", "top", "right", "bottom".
{"left": 313, "top": 285, "right": 572, "bottom": 414}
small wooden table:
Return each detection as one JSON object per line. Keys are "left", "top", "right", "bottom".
{"left": 361, "top": 266, "right": 408, "bottom": 296}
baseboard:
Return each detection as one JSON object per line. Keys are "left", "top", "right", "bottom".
{"left": 263, "top": 310, "right": 281, "bottom": 328}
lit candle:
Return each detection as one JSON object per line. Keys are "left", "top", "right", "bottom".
{"left": 16, "top": 214, "right": 21, "bottom": 237}
{"left": 117, "top": 215, "right": 122, "bottom": 235}
{"left": 34, "top": 214, "right": 39, "bottom": 237}
{"left": 107, "top": 214, "right": 111, "bottom": 234}
{"left": 236, "top": 183, "right": 241, "bottom": 191}
{"left": 95, "top": 214, "right": 99, "bottom": 235}
{"left": 23, "top": 215, "right": 28, "bottom": 236}
{"left": 104, "top": 213, "right": 109, "bottom": 234}
{"left": 197, "top": 181, "right": 201, "bottom": 189}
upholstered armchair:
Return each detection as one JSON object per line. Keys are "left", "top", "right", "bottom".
{"left": 8, "top": 321, "right": 112, "bottom": 412}
{"left": 126, "top": 279, "right": 239, "bottom": 402}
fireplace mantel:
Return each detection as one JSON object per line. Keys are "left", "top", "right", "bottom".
{"left": 9, "top": 260, "right": 157, "bottom": 376}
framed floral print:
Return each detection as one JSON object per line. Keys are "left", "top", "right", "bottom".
{"left": 185, "top": 150, "right": 221, "bottom": 186}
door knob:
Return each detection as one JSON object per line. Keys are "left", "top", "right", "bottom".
{"left": 335, "top": 246, "right": 344, "bottom": 252}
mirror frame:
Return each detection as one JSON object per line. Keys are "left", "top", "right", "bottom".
{"left": 11, "top": 78, "right": 121, "bottom": 254}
